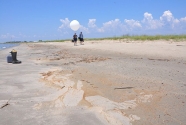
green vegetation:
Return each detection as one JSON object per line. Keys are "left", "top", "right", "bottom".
{"left": 84, "top": 34, "right": 186, "bottom": 41}
{"left": 46, "top": 34, "right": 185, "bottom": 42}
{"left": 4, "top": 35, "right": 186, "bottom": 43}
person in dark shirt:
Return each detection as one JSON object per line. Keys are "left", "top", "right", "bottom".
{"left": 73, "top": 33, "right": 77, "bottom": 46}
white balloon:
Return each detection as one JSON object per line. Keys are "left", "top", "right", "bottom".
{"left": 70, "top": 20, "right": 80, "bottom": 31}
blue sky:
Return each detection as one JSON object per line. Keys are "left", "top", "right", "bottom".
{"left": 0, "top": 0, "right": 186, "bottom": 42}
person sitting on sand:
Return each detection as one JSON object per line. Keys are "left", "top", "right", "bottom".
{"left": 79, "top": 32, "right": 84, "bottom": 45}
{"left": 73, "top": 33, "right": 77, "bottom": 46}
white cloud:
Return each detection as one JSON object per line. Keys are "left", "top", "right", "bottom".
{"left": 144, "top": 12, "right": 153, "bottom": 20}
{"left": 59, "top": 18, "right": 70, "bottom": 29}
{"left": 1, "top": 10, "right": 185, "bottom": 42}
{"left": 79, "top": 25, "right": 89, "bottom": 33}
{"left": 103, "top": 19, "right": 120, "bottom": 28}
{"left": 160, "top": 10, "right": 174, "bottom": 22}
{"left": 97, "top": 28, "right": 105, "bottom": 33}
{"left": 142, "top": 12, "right": 163, "bottom": 29}
{"left": 0, "top": 33, "right": 15, "bottom": 39}
{"left": 98, "top": 19, "right": 125, "bottom": 33}
{"left": 180, "top": 17, "right": 186, "bottom": 22}
{"left": 160, "top": 10, "right": 180, "bottom": 28}
{"left": 173, "top": 19, "right": 180, "bottom": 23}
{"left": 58, "top": 11, "right": 186, "bottom": 37}
{"left": 125, "top": 19, "right": 142, "bottom": 29}
{"left": 88, "top": 19, "right": 97, "bottom": 28}
{"left": 179, "top": 17, "right": 186, "bottom": 31}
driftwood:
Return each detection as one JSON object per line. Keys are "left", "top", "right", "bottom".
{"left": 0, "top": 100, "right": 10, "bottom": 109}
{"left": 114, "top": 87, "right": 134, "bottom": 90}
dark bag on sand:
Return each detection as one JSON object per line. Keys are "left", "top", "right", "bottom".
{"left": 71, "top": 39, "right": 74, "bottom": 42}
{"left": 7, "top": 54, "right": 12, "bottom": 63}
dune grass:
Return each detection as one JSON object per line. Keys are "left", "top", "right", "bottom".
{"left": 4, "top": 34, "right": 186, "bottom": 43}
{"left": 85, "top": 35, "right": 186, "bottom": 41}
{"left": 41, "top": 34, "right": 186, "bottom": 42}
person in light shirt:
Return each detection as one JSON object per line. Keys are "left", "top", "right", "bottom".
{"left": 79, "top": 32, "right": 84, "bottom": 45}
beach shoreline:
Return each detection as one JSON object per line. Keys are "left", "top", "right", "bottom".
{"left": 0, "top": 43, "right": 20, "bottom": 51}
{"left": 0, "top": 40, "right": 186, "bottom": 125}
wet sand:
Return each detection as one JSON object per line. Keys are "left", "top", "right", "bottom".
{"left": 0, "top": 40, "right": 186, "bottom": 125}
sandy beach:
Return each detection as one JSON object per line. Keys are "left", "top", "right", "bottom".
{"left": 0, "top": 40, "right": 186, "bottom": 125}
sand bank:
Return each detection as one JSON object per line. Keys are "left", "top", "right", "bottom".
{"left": 0, "top": 40, "right": 186, "bottom": 125}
